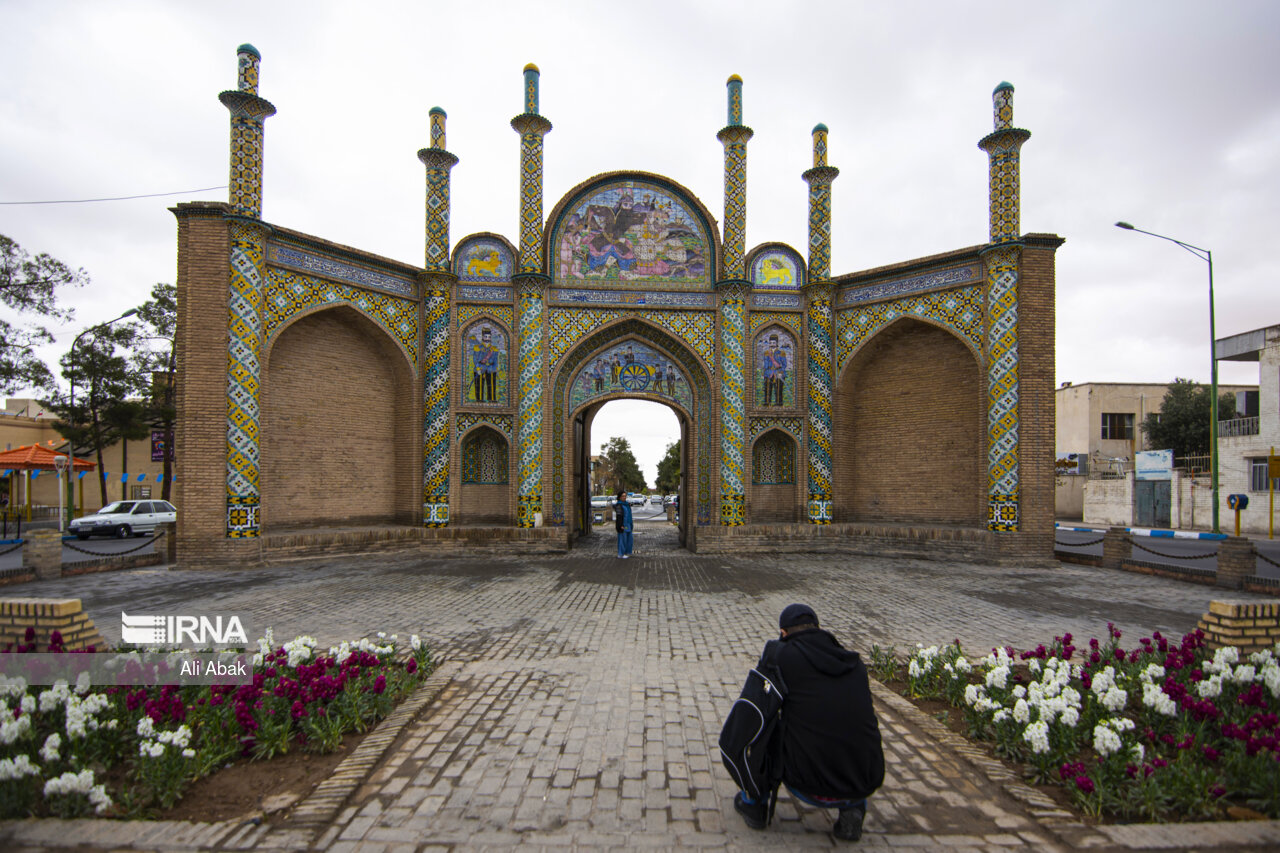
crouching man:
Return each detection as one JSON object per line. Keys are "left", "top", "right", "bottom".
{"left": 720, "top": 603, "right": 884, "bottom": 842}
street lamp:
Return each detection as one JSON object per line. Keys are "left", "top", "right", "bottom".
{"left": 67, "top": 307, "right": 139, "bottom": 528}
{"left": 53, "top": 455, "right": 68, "bottom": 534}
{"left": 1114, "top": 221, "right": 1219, "bottom": 533}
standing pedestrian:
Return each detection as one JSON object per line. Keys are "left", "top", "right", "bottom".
{"left": 614, "top": 490, "right": 633, "bottom": 559}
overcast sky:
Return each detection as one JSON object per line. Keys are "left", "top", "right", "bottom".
{"left": 2, "top": 1, "right": 1277, "bottom": 483}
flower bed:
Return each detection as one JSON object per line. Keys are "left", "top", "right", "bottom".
{"left": 869, "top": 624, "right": 1280, "bottom": 821}
{"left": 0, "top": 627, "right": 432, "bottom": 818}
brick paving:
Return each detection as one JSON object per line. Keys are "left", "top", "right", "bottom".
{"left": 3, "top": 519, "right": 1280, "bottom": 850}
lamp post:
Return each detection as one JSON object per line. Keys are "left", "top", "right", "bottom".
{"left": 53, "top": 454, "right": 68, "bottom": 534}
{"left": 1115, "top": 222, "right": 1219, "bottom": 533}
{"left": 67, "top": 308, "right": 139, "bottom": 529}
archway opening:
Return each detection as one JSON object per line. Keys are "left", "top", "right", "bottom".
{"left": 833, "top": 318, "right": 984, "bottom": 526}
{"left": 577, "top": 399, "right": 685, "bottom": 548}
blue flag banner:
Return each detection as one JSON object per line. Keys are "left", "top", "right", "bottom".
{"left": 1, "top": 469, "right": 10, "bottom": 477}
{"left": 31, "top": 470, "right": 39, "bottom": 479}
{"left": 136, "top": 474, "right": 145, "bottom": 482}
{"left": 156, "top": 474, "right": 164, "bottom": 483}
{"left": 77, "top": 471, "right": 87, "bottom": 479}
{"left": 120, "top": 473, "right": 128, "bottom": 483}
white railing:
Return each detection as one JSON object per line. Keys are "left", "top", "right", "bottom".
{"left": 1219, "top": 416, "right": 1259, "bottom": 438}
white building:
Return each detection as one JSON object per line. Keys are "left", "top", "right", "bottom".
{"left": 1215, "top": 324, "right": 1280, "bottom": 535}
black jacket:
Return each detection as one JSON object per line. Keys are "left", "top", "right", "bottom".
{"left": 771, "top": 628, "right": 884, "bottom": 801}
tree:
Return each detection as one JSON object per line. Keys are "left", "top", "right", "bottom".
{"left": 133, "top": 284, "right": 176, "bottom": 500}
{"left": 1141, "top": 378, "right": 1237, "bottom": 458}
{"left": 600, "top": 436, "right": 646, "bottom": 494}
{"left": 48, "top": 322, "right": 148, "bottom": 505}
{"left": 0, "top": 234, "right": 87, "bottom": 394}
{"left": 655, "top": 440, "right": 681, "bottom": 494}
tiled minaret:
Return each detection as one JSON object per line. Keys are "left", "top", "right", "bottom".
{"left": 716, "top": 75, "right": 753, "bottom": 526}
{"left": 418, "top": 107, "right": 459, "bottom": 527}
{"left": 802, "top": 124, "right": 838, "bottom": 524}
{"left": 218, "top": 44, "right": 275, "bottom": 539}
{"left": 511, "top": 65, "right": 553, "bottom": 527}
{"left": 978, "top": 82, "right": 1031, "bottom": 532}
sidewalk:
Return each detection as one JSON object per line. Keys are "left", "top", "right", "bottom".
{"left": 3, "top": 528, "right": 1280, "bottom": 850}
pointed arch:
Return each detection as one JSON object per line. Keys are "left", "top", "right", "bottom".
{"left": 457, "top": 424, "right": 513, "bottom": 525}
{"left": 550, "top": 317, "right": 714, "bottom": 528}
{"left": 832, "top": 316, "right": 984, "bottom": 526}
{"left": 260, "top": 304, "right": 418, "bottom": 529}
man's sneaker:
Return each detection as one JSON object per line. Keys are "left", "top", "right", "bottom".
{"left": 833, "top": 804, "right": 864, "bottom": 841}
{"left": 734, "top": 792, "right": 768, "bottom": 830}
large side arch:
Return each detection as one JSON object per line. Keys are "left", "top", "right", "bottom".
{"left": 260, "top": 305, "right": 418, "bottom": 529}
{"left": 549, "top": 318, "right": 714, "bottom": 531}
{"left": 832, "top": 317, "right": 984, "bottom": 525}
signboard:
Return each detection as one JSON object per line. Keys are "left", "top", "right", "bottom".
{"left": 1270, "top": 453, "right": 1280, "bottom": 479}
{"left": 151, "top": 430, "right": 174, "bottom": 462}
{"left": 1135, "top": 449, "right": 1173, "bottom": 481}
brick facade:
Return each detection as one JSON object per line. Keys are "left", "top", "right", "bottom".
{"left": 173, "top": 54, "right": 1062, "bottom": 567}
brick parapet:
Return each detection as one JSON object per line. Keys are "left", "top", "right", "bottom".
{"left": 1197, "top": 598, "right": 1280, "bottom": 653}
{"left": 23, "top": 529, "right": 61, "bottom": 580}
{"left": 0, "top": 597, "right": 107, "bottom": 651}
{"left": 1216, "top": 536, "right": 1255, "bottom": 590}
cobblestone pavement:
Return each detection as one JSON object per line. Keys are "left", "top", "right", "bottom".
{"left": 5, "top": 521, "right": 1280, "bottom": 851}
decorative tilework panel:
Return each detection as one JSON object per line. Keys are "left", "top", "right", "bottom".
{"left": 720, "top": 136, "right": 749, "bottom": 280}
{"left": 836, "top": 286, "right": 982, "bottom": 369}
{"left": 749, "top": 417, "right": 803, "bottom": 443}
{"left": 456, "top": 304, "right": 514, "bottom": 330}
{"left": 550, "top": 289, "right": 714, "bottom": 309}
{"left": 263, "top": 269, "right": 419, "bottom": 364}
{"left": 838, "top": 265, "right": 979, "bottom": 307}
{"left": 422, "top": 287, "right": 451, "bottom": 525}
{"left": 750, "top": 311, "right": 802, "bottom": 336}
{"left": 548, "top": 308, "right": 716, "bottom": 376}
{"left": 551, "top": 179, "right": 713, "bottom": 288}
{"left": 515, "top": 284, "right": 545, "bottom": 526}
{"left": 569, "top": 340, "right": 693, "bottom": 412}
{"left": 226, "top": 220, "right": 265, "bottom": 538}
{"left": 267, "top": 243, "right": 416, "bottom": 298}
{"left": 457, "top": 285, "right": 513, "bottom": 303}
{"left": 751, "top": 249, "right": 803, "bottom": 292}
{"left": 805, "top": 286, "right": 833, "bottom": 524}
{"left": 718, "top": 286, "right": 747, "bottom": 525}
{"left": 457, "top": 414, "right": 513, "bottom": 439}
{"left": 461, "top": 427, "right": 509, "bottom": 484}
{"left": 752, "top": 431, "right": 796, "bottom": 485}
{"left": 455, "top": 236, "right": 514, "bottom": 282}
{"left": 985, "top": 247, "right": 1020, "bottom": 531}
{"left": 753, "top": 293, "right": 802, "bottom": 309}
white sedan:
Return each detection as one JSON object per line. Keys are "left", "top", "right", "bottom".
{"left": 70, "top": 500, "right": 177, "bottom": 540}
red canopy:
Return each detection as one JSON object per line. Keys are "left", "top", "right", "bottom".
{"left": 0, "top": 442, "right": 96, "bottom": 471}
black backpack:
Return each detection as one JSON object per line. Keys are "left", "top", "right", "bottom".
{"left": 718, "top": 640, "right": 787, "bottom": 822}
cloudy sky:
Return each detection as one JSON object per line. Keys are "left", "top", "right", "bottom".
{"left": 2, "top": 1, "right": 1277, "bottom": 483}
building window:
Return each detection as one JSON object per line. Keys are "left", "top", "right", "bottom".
{"left": 1101, "top": 412, "right": 1134, "bottom": 440}
{"left": 461, "top": 427, "right": 509, "bottom": 485}
{"left": 1249, "top": 458, "right": 1279, "bottom": 493}
{"left": 752, "top": 430, "right": 796, "bottom": 485}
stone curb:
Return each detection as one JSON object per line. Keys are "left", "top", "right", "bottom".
{"left": 272, "top": 659, "right": 461, "bottom": 842}
{"left": 869, "top": 677, "right": 1280, "bottom": 850}
{"left": 0, "top": 660, "right": 460, "bottom": 852}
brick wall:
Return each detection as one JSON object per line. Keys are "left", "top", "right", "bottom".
{"left": 261, "top": 307, "right": 417, "bottom": 527}
{"left": 458, "top": 484, "right": 512, "bottom": 524}
{"left": 750, "top": 483, "right": 800, "bottom": 522}
{"left": 833, "top": 318, "right": 983, "bottom": 525}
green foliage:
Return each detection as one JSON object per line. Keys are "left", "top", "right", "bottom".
{"left": 1141, "top": 378, "right": 1237, "bottom": 457}
{"left": 601, "top": 436, "right": 646, "bottom": 494}
{"left": 655, "top": 440, "right": 681, "bottom": 494}
{"left": 0, "top": 234, "right": 87, "bottom": 395}
{"left": 867, "top": 643, "right": 900, "bottom": 682}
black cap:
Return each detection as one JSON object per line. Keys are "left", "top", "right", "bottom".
{"left": 779, "top": 603, "right": 818, "bottom": 630}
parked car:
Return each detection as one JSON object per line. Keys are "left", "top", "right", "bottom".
{"left": 590, "top": 496, "right": 611, "bottom": 509}
{"left": 70, "top": 500, "right": 177, "bottom": 540}
{"left": 664, "top": 494, "right": 678, "bottom": 505}
{"left": 650, "top": 495, "right": 663, "bottom": 505}
{"left": 627, "top": 493, "right": 646, "bottom": 507}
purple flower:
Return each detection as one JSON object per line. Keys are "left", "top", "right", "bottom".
{"left": 372, "top": 674, "right": 386, "bottom": 695}
{"left": 1203, "top": 746, "right": 1220, "bottom": 763}
{"left": 1075, "top": 775, "right": 1095, "bottom": 794}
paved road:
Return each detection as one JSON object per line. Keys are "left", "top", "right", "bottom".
{"left": 0, "top": 534, "right": 159, "bottom": 573}
{"left": 4, "top": 527, "right": 1280, "bottom": 849}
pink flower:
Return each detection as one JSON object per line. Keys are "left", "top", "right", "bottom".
{"left": 1075, "top": 775, "right": 1095, "bottom": 794}
{"left": 373, "top": 675, "right": 386, "bottom": 695}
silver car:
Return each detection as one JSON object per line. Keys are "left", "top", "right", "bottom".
{"left": 70, "top": 500, "right": 177, "bottom": 540}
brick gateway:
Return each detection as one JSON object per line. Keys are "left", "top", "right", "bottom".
{"left": 173, "top": 46, "right": 1063, "bottom": 568}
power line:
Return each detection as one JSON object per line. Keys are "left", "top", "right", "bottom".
{"left": 0, "top": 186, "right": 227, "bottom": 206}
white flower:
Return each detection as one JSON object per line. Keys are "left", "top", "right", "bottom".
{"left": 1102, "top": 687, "right": 1128, "bottom": 712}
{"left": 908, "top": 659, "right": 922, "bottom": 678}
{"left": 1104, "top": 716, "right": 1135, "bottom": 732}
{"left": 136, "top": 716, "right": 156, "bottom": 738}
{"left": 147, "top": 741, "right": 165, "bottom": 758}
{"left": 1060, "top": 706, "right": 1080, "bottom": 728}
{"left": 74, "top": 671, "right": 92, "bottom": 696}
{"left": 182, "top": 748, "right": 195, "bottom": 759}
{"left": 0, "top": 753, "right": 40, "bottom": 780}
{"left": 39, "top": 733, "right": 61, "bottom": 763}
{"left": 19, "top": 694, "right": 35, "bottom": 714}
{"left": 1091, "top": 667, "right": 1117, "bottom": 695}
{"left": 0, "top": 713, "right": 31, "bottom": 746}
{"left": 1196, "top": 675, "right": 1223, "bottom": 699}
{"left": 38, "top": 681, "right": 70, "bottom": 713}
{"left": 1141, "top": 682, "right": 1178, "bottom": 716}
{"left": 1139, "top": 663, "right": 1166, "bottom": 684}
{"left": 1232, "top": 664, "right": 1257, "bottom": 684}
{"left": 1250, "top": 649, "right": 1274, "bottom": 666}
{"left": 1061, "top": 686, "right": 1082, "bottom": 708}
{"left": 410, "top": 635, "right": 422, "bottom": 651}
{"left": 1023, "top": 720, "right": 1050, "bottom": 754}
{"left": 0, "top": 675, "right": 28, "bottom": 698}
{"left": 992, "top": 709, "right": 1010, "bottom": 723}
{"left": 1206, "top": 646, "right": 1239, "bottom": 675}
{"left": 44, "top": 769, "right": 111, "bottom": 815}
{"left": 1263, "top": 664, "right": 1280, "bottom": 698}
{"left": 1012, "top": 685, "right": 1027, "bottom": 699}
{"left": 1130, "top": 743, "right": 1145, "bottom": 763}
{"left": 252, "top": 652, "right": 264, "bottom": 667}
{"left": 1093, "top": 724, "right": 1122, "bottom": 756}
{"left": 1028, "top": 659, "right": 1042, "bottom": 675}
{"left": 1012, "top": 698, "right": 1030, "bottom": 724}
{"left": 986, "top": 665, "right": 1010, "bottom": 690}
{"left": 964, "top": 684, "right": 986, "bottom": 706}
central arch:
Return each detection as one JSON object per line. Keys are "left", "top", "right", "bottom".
{"left": 549, "top": 318, "right": 713, "bottom": 547}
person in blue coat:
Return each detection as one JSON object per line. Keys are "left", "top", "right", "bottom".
{"left": 614, "top": 490, "right": 634, "bottom": 558}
